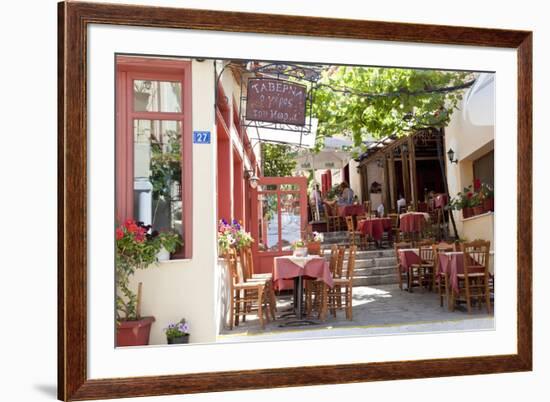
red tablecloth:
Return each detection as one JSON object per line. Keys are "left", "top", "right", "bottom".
{"left": 437, "top": 252, "right": 485, "bottom": 295}
{"left": 398, "top": 249, "right": 422, "bottom": 273}
{"left": 337, "top": 204, "right": 365, "bottom": 217}
{"left": 357, "top": 218, "right": 392, "bottom": 241}
{"left": 399, "top": 212, "right": 429, "bottom": 233}
{"left": 273, "top": 256, "right": 334, "bottom": 290}
{"left": 434, "top": 194, "right": 448, "bottom": 209}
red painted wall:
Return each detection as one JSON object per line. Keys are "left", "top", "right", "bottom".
{"left": 216, "top": 111, "right": 231, "bottom": 224}
{"left": 233, "top": 150, "right": 244, "bottom": 223}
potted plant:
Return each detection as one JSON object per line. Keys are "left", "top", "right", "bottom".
{"left": 115, "top": 219, "right": 161, "bottom": 347}
{"left": 306, "top": 231, "right": 324, "bottom": 255}
{"left": 459, "top": 186, "right": 474, "bottom": 219}
{"left": 480, "top": 183, "right": 494, "bottom": 212}
{"left": 164, "top": 318, "right": 190, "bottom": 344}
{"left": 291, "top": 239, "right": 308, "bottom": 257}
{"left": 448, "top": 188, "right": 472, "bottom": 219}
{"left": 156, "top": 230, "right": 182, "bottom": 262}
{"left": 325, "top": 183, "right": 342, "bottom": 202}
{"left": 218, "top": 219, "right": 254, "bottom": 257}
{"left": 471, "top": 192, "right": 485, "bottom": 216}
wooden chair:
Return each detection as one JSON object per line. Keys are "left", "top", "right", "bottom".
{"left": 355, "top": 215, "right": 378, "bottom": 250}
{"left": 305, "top": 245, "right": 338, "bottom": 318}
{"left": 324, "top": 202, "right": 341, "bottom": 232}
{"left": 432, "top": 242, "right": 456, "bottom": 308}
{"left": 394, "top": 242, "right": 412, "bottom": 291}
{"left": 239, "top": 247, "right": 277, "bottom": 319}
{"left": 226, "top": 249, "right": 271, "bottom": 329}
{"left": 325, "top": 245, "right": 357, "bottom": 320}
{"left": 455, "top": 240, "right": 492, "bottom": 313}
{"left": 388, "top": 213, "right": 400, "bottom": 244}
{"left": 330, "top": 245, "right": 346, "bottom": 314}
{"left": 364, "top": 201, "right": 371, "bottom": 216}
{"left": 417, "top": 201, "right": 428, "bottom": 212}
{"left": 409, "top": 241, "right": 435, "bottom": 292}
{"left": 334, "top": 245, "right": 346, "bottom": 279}
{"left": 345, "top": 215, "right": 363, "bottom": 247}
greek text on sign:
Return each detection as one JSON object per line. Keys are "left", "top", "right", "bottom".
{"left": 246, "top": 78, "right": 307, "bottom": 126}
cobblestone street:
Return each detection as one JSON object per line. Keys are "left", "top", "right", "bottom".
{"left": 218, "top": 284, "right": 494, "bottom": 342}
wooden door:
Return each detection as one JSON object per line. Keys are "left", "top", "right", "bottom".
{"left": 250, "top": 176, "right": 308, "bottom": 289}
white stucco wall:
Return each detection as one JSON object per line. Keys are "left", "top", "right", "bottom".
{"left": 348, "top": 159, "right": 362, "bottom": 201}
{"left": 129, "top": 60, "right": 219, "bottom": 345}
{"left": 365, "top": 160, "right": 384, "bottom": 209}
{"left": 445, "top": 73, "right": 495, "bottom": 247}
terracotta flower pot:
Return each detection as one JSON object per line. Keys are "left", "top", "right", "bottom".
{"left": 307, "top": 241, "right": 321, "bottom": 256}
{"left": 473, "top": 205, "right": 485, "bottom": 216}
{"left": 116, "top": 316, "right": 155, "bottom": 347}
{"left": 462, "top": 207, "right": 473, "bottom": 219}
{"left": 167, "top": 334, "right": 190, "bottom": 344}
{"left": 484, "top": 198, "right": 494, "bottom": 212}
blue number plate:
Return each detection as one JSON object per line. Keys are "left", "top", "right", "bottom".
{"left": 193, "top": 131, "right": 211, "bottom": 144}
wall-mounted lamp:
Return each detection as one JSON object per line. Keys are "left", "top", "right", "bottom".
{"left": 402, "top": 143, "right": 408, "bottom": 154}
{"left": 244, "top": 170, "right": 260, "bottom": 189}
{"left": 376, "top": 159, "right": 383, "bottom": 168}
{"left": 447, "top": 148, "right": 459, "bottom": 164}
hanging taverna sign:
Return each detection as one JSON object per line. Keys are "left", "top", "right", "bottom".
{"left": 245, "top": 78, "right": 307, "bottom": 126}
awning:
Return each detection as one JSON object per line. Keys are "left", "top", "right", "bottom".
{"left": 249, "top": 118, "right": 318, "bottom": 148}
{"left": 294, "top": 136, "right": 353, "bottom": 171}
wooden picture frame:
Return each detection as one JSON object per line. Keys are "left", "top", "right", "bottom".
{"left": 58, "top": 1, "right": 532, "bottom": 400}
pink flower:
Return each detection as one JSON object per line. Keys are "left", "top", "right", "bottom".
{"left": 116, "top": 227, "right": 124, "bottom": 240}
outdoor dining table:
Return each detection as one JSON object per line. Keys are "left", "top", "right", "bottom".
{"left": 397, "top": 248, "right": 422, "bottom": 291}
{"left": 337, "top": 204, "right": 365, "bottom": 217}
{"left": 398, "top": 248, "right": 422, "bottom": 273}
{"left": 437, "top": 252, "right": 485, "bottom": 297}
{"left": 273, "top": 255, "right": 333, "bottom": 320}
{"left": 357, "top": 217, "right": 392, "bottom": 241}
{"left": 399, "top": 212, "right": 430, "bottom": 233}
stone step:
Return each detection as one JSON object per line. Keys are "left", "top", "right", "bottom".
{"left": 320, "top": 238, "right": 349, "bottom": 245}
{"left": 352, "top": 258, "right": 396, "bottom": 269}
{"left": 352, "top": 273, "right": 399, "bottom": 286}
{"left": 322, "top": 249, "right": 395, "bottom": 259}
{"left": 353, "top": 265, "right": 397, "bottom": 277}
{"left": 320, "top": 231, "right": 348, "bottom": 240}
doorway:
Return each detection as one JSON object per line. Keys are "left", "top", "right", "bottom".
{"left": 250, "top": 176, "right": 308, "bottom": 288}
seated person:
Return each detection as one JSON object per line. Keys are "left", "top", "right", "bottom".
{"left": 396, "top": 195, "right": 407, "bottom": 213}
{"left": 337, "top": 182, "right": 354, "bottom": 205}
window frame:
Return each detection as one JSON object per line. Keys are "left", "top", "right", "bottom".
{"left": 473, "top": 149, "right": 494, "bottom": 188}
{"left": 116, "top": 56, "right": 193, "bottom": 259}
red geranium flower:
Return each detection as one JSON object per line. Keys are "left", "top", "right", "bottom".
{"left": 116, "top": 227, "right": 124, "bottom": 240}
{"left": 473, "top": 178, "right": 481, "bottom": 191}
{"left": 135, "top": 232, "right": 145, "bottom": 242}
{"left": 127, "top": 223, "right": 138, "bottom": 233}
{"left": 467, "top": 192, "right": 473, "bottom": 199}
{"left": 124, "top": 219, "right": 135, "bottom": 228}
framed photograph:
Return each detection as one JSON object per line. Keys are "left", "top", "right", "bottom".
{"left": 58, "top": 1, "right": 532, "bottom": 400}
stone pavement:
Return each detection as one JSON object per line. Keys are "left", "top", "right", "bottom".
{"left": 217, "top": 284, "right": 494, "bottom": 342}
